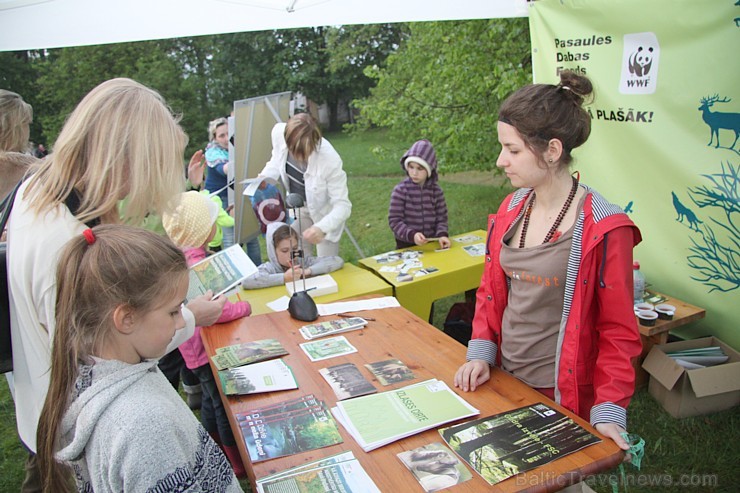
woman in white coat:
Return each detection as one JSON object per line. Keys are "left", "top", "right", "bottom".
{"left": 258, "top": 113, "right": 351, "bottom": 256}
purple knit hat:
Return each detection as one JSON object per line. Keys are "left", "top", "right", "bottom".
{"left": 400, "top": 139, "right": 438, "bottom": 179}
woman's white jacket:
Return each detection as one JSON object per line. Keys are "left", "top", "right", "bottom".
{"left": 259, "top": 122, "right": 351, "bottom": 243}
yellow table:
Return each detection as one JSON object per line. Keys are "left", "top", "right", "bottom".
{"left": 234, "top": 263, "right": 393, "bottom": 315}
{"left": 358, "top": 230, "right": 486, "bottom": 320}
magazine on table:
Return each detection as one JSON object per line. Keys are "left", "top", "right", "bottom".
{"left": 211, "top": 338, "right": 288, "bottom": 370}
{"left": 217, "top": 358, "right": 297, "bottom": 395}
{"left": 397, "top": 442, "right": 472, "bottom": 492}
{"left": 331, "top": 379, "right": 479, "bottom": 452}
{"left": 299, "top": 335, "right": 358, "bottom": 362}
{"left": 364, "top": 358, "right": 415, "bottom": 386}
{"left": 255, "top": 451, "right": 381, "bottom": 493}
{"left": 300, "top": 317, "right": 368, "bottom": 340}
{"left": 237, "top": 395, "right": 343, "bottom": 462}
{"left": 236, "top": 394, "right": 322, "bottom": 424}
{"left": 438, "top": 402, "right": 601, "bottom": 486}
{"left": 186, "top": 244, "right": 258, "bottom": 302}
{"left": 319, "top": 362, "right": 377, "bottom": 400}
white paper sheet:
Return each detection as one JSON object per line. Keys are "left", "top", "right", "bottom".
{"left": 316, "top": 296, "right": 401, "bottom": 316}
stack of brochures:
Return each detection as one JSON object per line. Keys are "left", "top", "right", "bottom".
{"left": 217, "top": 359, "right": 297, "bottom": 395}
{"left": 236, "top": 394, "right": 344, "bottom": 462}
{"left": 211, "top": 338, "right": 289, "bottom": 370}
{"left": 299, "top": 316, "right": 368, "bottom": 340}
{"left": 331, "top": 379, "right": 479, "bottom": 452}
{"left": 255, "top": 451, "right": 380, "bottom": 493}
{"left": 666, "top": 346, "right": 729, "bottom": 369}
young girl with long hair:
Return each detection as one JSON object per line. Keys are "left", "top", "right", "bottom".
{"left": 36, "top": 225, "right": 242, "bottom": 492}
{"left": 7, "top": 78, "right": 226, "bottom": 489}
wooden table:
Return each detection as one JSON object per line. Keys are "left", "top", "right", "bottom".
{"left": 234, "top": 263, "right": 393, "bottom": 315}
{"left": 634, "top": 291, "right": 706, "bottom": 387}
{"left": 358, "top": 230, "right": 486, "bottom": 321}
{"left": 202, "top": 300, "right": 623, "bottom": 492}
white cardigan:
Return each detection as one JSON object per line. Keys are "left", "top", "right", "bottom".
{"left": 6, "top": 180, "right": 195, "bottom": 452}
{"left": 259, "top": 123, "right": 352, "bottom": 243}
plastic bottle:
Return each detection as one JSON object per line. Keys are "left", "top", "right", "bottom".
{"left": 633, "top": 261, "right": 646, "bottom": 304}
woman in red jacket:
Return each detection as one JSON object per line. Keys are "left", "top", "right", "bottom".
{"left": 454, "top": 70, "right": 642, "bottom": 453}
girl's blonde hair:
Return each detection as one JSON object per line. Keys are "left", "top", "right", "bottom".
{"left": 25, "top": 78, "right": 187, "bottom": 225}
{"left": 284, "top": 112, "right": 321, "bottom": 163}
{"left": 0, "top": 89, "right": 33, "bottom": 152}
{"left": 36, "top": 224, "right": 187, "bottom": 493}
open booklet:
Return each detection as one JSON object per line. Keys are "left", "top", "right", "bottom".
{"left": 186, "top": 244, "right": 258, "bottom": 302}
{"left": 332, "top": 379, "right": 479, "bottom": 452}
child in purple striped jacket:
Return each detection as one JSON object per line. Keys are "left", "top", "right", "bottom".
{"left": 388, "top": 139, "right": 450, "bottom": 249}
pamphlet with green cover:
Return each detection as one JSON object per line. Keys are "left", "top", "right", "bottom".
{"left": 439, "top": 403, "right": 601, "bottom": 486}
{"left": 332, "top": 379, "right": 479, "bottom": 452}
{"left": 186, "top": 244, "right": 258, "bottom": 302}
{"left": 255, "top": 451, "right": 381, "bottom": 493}
{"left": 212, "top": 338, "right": 288, "bottom": 370}
{"left": 299, "top": 335, "right": 358, "bottom": 362}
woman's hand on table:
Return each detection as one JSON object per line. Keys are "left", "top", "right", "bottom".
{"left": 595, "top": 422, "right": 629, "bottom": 451}
{"left": 454, "top": 359, "right": 491, "bottom": 391}
{"left": 438, "top": 237, "right": 451, "bottom": 249}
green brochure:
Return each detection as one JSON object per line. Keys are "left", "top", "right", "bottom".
{"left": 332, "top": 379, "right": 478, "bottom": 452}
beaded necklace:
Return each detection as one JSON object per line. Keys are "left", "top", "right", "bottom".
{"left": 519, "top": 176, "right": 579, "bottom": 248}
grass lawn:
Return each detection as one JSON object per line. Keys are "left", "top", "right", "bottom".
{"left": 1, "top": 128, "right": 737, "bottom": 492}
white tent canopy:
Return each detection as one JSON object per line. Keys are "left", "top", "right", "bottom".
{"left": 0, "top": 0, "right": 527, "bottom": 52}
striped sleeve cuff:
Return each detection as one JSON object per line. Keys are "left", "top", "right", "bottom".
{"left": 590, "top": 402, "right": 627, "bottom": 430}
{"left": 466, "top": 339, "right": 497, "bottom": 367}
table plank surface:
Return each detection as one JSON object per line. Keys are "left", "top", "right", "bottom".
{"left": 202, "top": 300, "right": 623, "bottom": 492}
{"left": 235, "top": 263, "right": 393, "bottom": 315}
{"left": 358, "top": 230, "right": 487, "bottom": 320}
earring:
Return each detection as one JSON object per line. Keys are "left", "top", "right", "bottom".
{"left": 548, "top": 158, "right": 553, "bottom": 163}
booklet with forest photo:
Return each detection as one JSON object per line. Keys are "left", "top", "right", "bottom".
{"left": 438, "top": 403, "right": 601, "bottom": 486}
{"left": 186, "top": 244, "right": 258, "bottom": 302}
{"left": 237, "top": 395, "right": 343, "bottom": 462}
{"left": 211, "top": 338, "right": 289, "bottom": 370}
{"left": 319, "top": 362, "right": 377, "bottom": 400}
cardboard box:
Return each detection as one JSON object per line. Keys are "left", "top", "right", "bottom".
{"left": 642, "top": 336, "right": 740, "bottom": 418}
{"left": 285, "top": 274, "right": 338, "bottom": 298}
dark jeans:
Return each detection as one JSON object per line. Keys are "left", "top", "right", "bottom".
{"left": 192, "top": 364, "right": 236, "bottom": 447}
{"left": 158, "top": 349, "right": 199, "bottom": 390}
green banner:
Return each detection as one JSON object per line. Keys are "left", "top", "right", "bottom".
{"left": 529, "top": 0, "right": 739, "bottom": 348}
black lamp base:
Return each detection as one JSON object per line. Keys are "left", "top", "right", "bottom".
{"left": 288, "top": 291, "right": 319, "bottom": 322}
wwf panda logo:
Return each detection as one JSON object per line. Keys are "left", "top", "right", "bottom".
{"left": 628, "top": 46, "right": 654, "bottom": 77}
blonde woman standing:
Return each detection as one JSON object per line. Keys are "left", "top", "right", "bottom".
{"left": 6, "top": 78, "right": 226, "bottom": 491}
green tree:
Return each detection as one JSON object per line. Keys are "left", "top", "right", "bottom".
{"left": 351, "top": 18, "right": 531, "bottom": 171}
